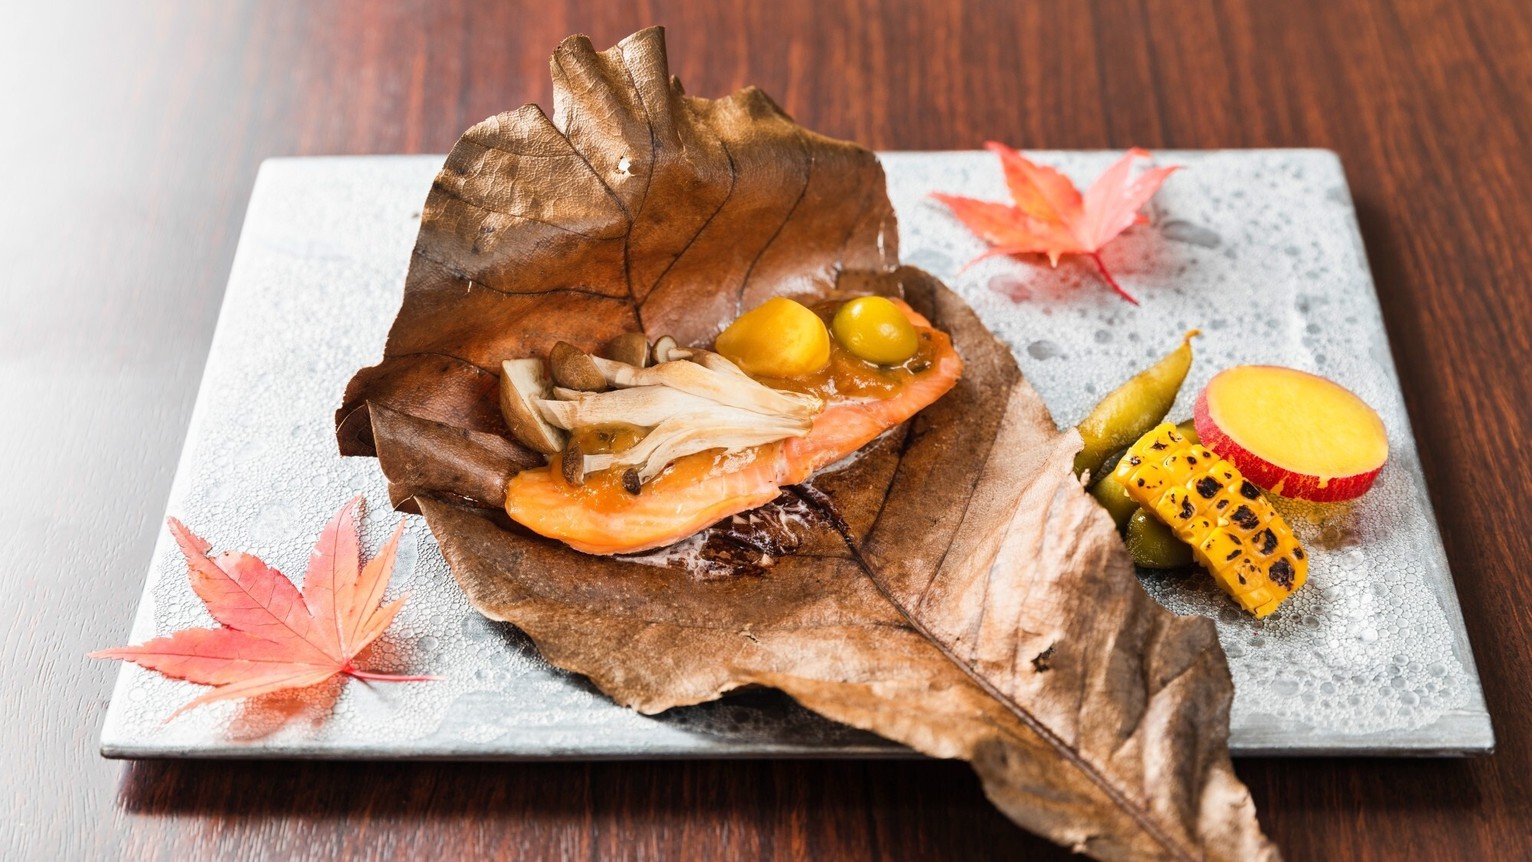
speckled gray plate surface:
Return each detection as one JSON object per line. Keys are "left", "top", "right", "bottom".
{"left": 100, "top": 151, "right": 1492, "bottom": 759}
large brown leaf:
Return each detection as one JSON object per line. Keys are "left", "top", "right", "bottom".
{"left": 337, "top": 28, "right": 1277, "bottom": 861}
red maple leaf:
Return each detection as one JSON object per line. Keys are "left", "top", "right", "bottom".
{"left": 932, "top": 143, "right": 1179, "bottom": 304}
{"left": 93, "top": 498, "right": 431, "bottom": 716}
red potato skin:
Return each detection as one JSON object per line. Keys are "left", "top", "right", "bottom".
{"left": 1193, "top": 387, "right": 1383, "bottom": 502}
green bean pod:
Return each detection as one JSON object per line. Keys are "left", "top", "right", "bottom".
{"left": 1073, "top": 330, "right": 1200, "bottom": 479}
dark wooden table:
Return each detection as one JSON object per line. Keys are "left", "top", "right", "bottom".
{"left": 5, "top": 1, "right": 1529, "bottom": 858}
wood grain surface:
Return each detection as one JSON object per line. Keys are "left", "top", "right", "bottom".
{"left": 3, "top": 0, "right": 1528, "bottom": 859}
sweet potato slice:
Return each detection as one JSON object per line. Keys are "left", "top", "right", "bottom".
{"left": 1194, "top": 365, "right": 1388, "bottom": 501}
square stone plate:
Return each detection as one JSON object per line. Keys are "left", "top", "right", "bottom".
{"left": 101, "top": 151, "right": 1492, "bottom": 759}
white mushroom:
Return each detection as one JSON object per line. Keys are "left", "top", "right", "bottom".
{"left": 666, "top": 347, "right": 752, "bottom": 379}
{"left": 590, "top": 357, "right": 821, "bottom": 418}
{"left": 651, "top": 335, "right": 678, "bottom": 364}
{"left": 499, "top": 358, "right": 567, "bottom": 455}
{"left": 537, "top": 385, "right": 721, "bottom": 431}
{"left": 584, "top": 410, "right": 811, "bottom": 482}
{"left": 604, "top": 332, "right": 651, "bottom": 368}
{"left": 549, "top": 341, "right": 607, "bottom": 392}
{"left": 515, "top": 333, "right": 827, "bottom": 491}
{"left": 560, "top": 436, "right": 586, "bottom": 485}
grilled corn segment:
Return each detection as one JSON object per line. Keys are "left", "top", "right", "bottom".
{"left": 1113, "top": 423, "right": 1308, "bottom": 617}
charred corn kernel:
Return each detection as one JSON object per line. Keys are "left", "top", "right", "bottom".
{"left": 1183, "top": 515, "right": 1218, "bottom": 548}
{"left": 1115, "top": 423, "right": 1308, "bottom": 618}
{"left": 1197, "top": 529, "right": 1246, "bottom": 572}
{"left": 1149, "top": 485, "right": 1197, "bottom": 530}
{"left": 1123, "top": 457, "right": 1173, "bottom": 499}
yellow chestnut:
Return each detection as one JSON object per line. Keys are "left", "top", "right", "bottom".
{"left": 831, "top": 296, "right": 919, "bottom": 365}
{"left": 715, "top": 297, "right": 831, "bottom": 378}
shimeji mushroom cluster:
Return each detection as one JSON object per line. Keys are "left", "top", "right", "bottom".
{"left": 500, "top": 335, "right": 824, "bottom": 491}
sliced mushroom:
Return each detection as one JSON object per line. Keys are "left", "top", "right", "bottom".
{"left": 549, "top": 341, "right": 607, "bottom": 392}
{"left": 536, "top": 336, "right": 828, "bottom": 490}
{"left": 679, "top": 348, "right": 752, "bottom": 378}
{"left": 590, "top": 357, "right": 822, "bottom": 418}
{"left": 605, "top": 332, "right": 651, "bottom": 368}
{"left": 499, "top": 358, "right": 567, "bottom": 455}
{"left": 560, "top": 436, "right": 586, "bottom": 485}
{"left": 585, "top": 410, "right": 811, "bottom": 482}
{"left": 651, "top": 335, "right": 678, "bottom": 364}
{"left": 537, "top": 385, "right": 721, "bottom": 431}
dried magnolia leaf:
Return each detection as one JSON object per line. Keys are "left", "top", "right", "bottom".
{"left": 336, "top": 27, "right": 1276, "bottom": 862}
{"left": 336, "top": 27, "right": 895, "bottom": 453}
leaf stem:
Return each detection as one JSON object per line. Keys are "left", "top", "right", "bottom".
{"left": 1089, "top": 252, "right": 1139, "bottom": 305}
{"left": 344, "top": 668, "right": 438, "bottom": 682}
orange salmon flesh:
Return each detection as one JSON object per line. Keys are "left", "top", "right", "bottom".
{"left": 505, "top": 307, "right": 964, "bottom": 555}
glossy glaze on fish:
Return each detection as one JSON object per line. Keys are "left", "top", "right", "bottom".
{"left": 505, "top": 310, "right": 963, "bottom": 556}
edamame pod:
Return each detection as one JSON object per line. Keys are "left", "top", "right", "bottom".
{"left": 1074, "top": 330, "right": 1199, "bottom": 478}
{"left": 1087, "top": 447, "right": 1138, "bottom": 530}
{"left": 1126, "top": 509, "right": 1194, "bottom": 569}
{"left": 1090, "top": 471, "right": 1139, "bottom": 531}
